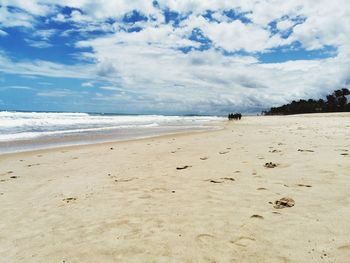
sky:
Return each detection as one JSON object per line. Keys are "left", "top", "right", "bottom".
{"left": 0, "top": 0, "right": 349, "bottom": 115}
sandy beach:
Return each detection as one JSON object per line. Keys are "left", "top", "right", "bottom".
{"left": 1, "top": 113, "right": 349, "bottom": 262}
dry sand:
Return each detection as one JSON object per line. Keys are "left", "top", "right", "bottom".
{"left": 1, "top": 113, "right": 350, "bottom": 262}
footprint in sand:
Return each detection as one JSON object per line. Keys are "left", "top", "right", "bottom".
{"left": 250, "top": 214, "right": 264, "bottom": 219}
{"left": 297, "top": 184, "right": 312, "bottom": 188}
{"left": 139, "top": 194, "right": 152, "bottom": 199}
{"left": 264, "top": 162, "right": 278, "bottom": 168}
{"left": 272, "top": 211, "right": 281, "bottom": 215}
{"left": 115, "top": 178, "right": 137, "bottom": 182}
{"left": 1, "top": 171, "right": 13, "bottom": 177}
{"left": 221, "top": 177, "right": 235, "bottom": 181}
{"left": 230, "top": 236, "right": 256, "bottom": 247}
{"left": 196, "top": 234, "right": 215, "bottom": 246}
{"left": 273, "top": 197, "right": 295, "bottom": 209}
{"left": 334, "top": 149, "right": 348, "bottom": 152}
{"left": 207, "top": 179, "right": 224, "bottom": 183}
{"left": 206, "top": 177, "right": 235, "bottom": 184}
{"left": 27, "top": 163, "right": 40, "bottom": 167}
{"left": 150, "top": 187, "right": 167, "bottom": 193}
{"left": 269, "top": 149, "right": 282, "bottom": 153}
{"left": 338, "top": 244, "right": 350, "bottom": 250}
{"left": 219, "top": 151, "right": 229, "bottom": 155}
{"left": 298, "top": 149, "right": 315, "bottom": 152}
{"left": 62, "top": 197, "right": 77, "bottom": 203}
{"left": 257, "top": 187, "right": 267, "bottom": 191}
{"left": 200, "top": 157, "right": 208, "bottom": 160}
{"left": 176, "top": 165, "right": 191, "bottom": 170}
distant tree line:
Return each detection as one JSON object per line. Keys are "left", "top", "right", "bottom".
{"left": 263, "top": 88, "right": 350, "bottom": 115}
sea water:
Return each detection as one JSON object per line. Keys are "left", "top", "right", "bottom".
{"left": 0, "top": 111, "right": 224, "bottom": 153}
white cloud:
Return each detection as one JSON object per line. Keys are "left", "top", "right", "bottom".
{"left": 3, "top": 0, "right": 349, "bottom": 53}
{"left": 198, "top": 20, "right": 286, "bottom": 52}
{"left": 33, "top": 29, "right": 57, "bottom": 40}
{"left": 25, "top": 39, "right": 53, "bottom": 48}
{"left": 82, "top": 81, "right": 95, "bottom": 87}
{"left": 99, "top": 86, "right": 124, "bottom": 91}
{"left": 0, "top": 29, "right": 8, "bottom": 37}
{"left": 73, "top": 32, "right": 350, "bottom": 113}
{"left": 2, "top": 0, "right": 50, "bottom": 16}
{"left": 276, "top": 20, "right": 294, "bottom": 31}
{"left": 0, "top": 85, "right": 33, "bottom": 91}
{"left": 36, "top": 89, "right": 74, "bottom": 97}
{"left": 0, "top": 5, "right": 34, "bottom": 28}
{"left": 53, "top": 13, "right": 66, "bottom": 22}
{"left": 38, "top": 81, "right": 53, "bottom": 85}
{"left": 0, "top": 52, "right": 95, "bottom": 79}
{"left": 1, "top": 0, "right": 350, "bottom": 113}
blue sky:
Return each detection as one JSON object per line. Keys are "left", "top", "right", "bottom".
{"left": 0, "top": 0, "right": 349, "bottom": 114}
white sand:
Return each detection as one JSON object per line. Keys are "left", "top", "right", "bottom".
{"left": 1, "top": 113, "right": 350, "bottom": 262}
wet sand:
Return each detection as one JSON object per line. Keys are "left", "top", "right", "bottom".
{"left": 0, "top": 122, "right": 222, "bottom": 154}
{"left": 1, "top": 113, "right": 350, "bottom": 262}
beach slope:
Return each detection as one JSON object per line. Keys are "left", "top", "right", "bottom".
{"left": 1, "top": 113, "right": 350, "bottom": 262}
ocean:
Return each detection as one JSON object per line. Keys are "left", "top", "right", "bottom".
{"left": 0, "top": 111, "right": 224, "bottom": 153}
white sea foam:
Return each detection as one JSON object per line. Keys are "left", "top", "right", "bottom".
{"left": 0, "top": 111, "right": 223, "bottom": 142}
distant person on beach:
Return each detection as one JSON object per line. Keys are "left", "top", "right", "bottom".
{"left": 228, "top": 113, "right": 242, "bottom": 120}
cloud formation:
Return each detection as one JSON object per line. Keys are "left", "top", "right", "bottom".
{"left": 0, "top": 0, "right": 350, "bottom": 114}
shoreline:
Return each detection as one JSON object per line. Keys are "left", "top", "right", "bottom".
{"left": 0, "top": 112, "right": 224, "bottom": 155}
{"left": 0, "top": 121, "right": 225, "bottom": 156}
{"left": 0, "top": 123, "right": 226, "bottom": 157}
{"left": 1, "top": 113, "right": 349, "bottom": 262}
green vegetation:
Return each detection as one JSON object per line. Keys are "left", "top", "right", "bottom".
{"left": 263, "top": 88, "right": 350, "bottom": 115}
